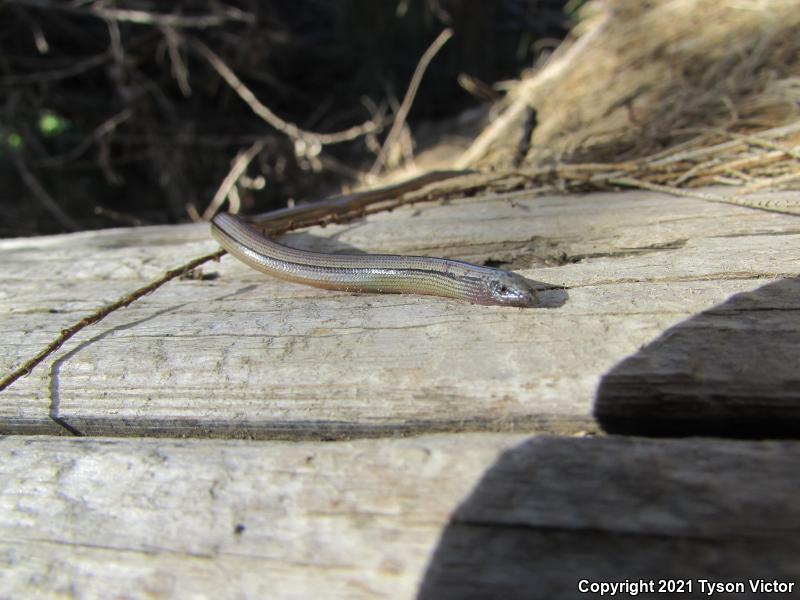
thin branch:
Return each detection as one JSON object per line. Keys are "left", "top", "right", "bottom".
{"left": 248, "top": 170, "right": 476, "bottom": 230}
{"left": 201, "top": 140, "right": 265, "bottom": 220}
{"left": 736, "top": 170, "right": 800, "bottom": 194}
{"left": 160, "top": 26, "right": 191, "bottom": 97}
{"left": 10, "top": 150, "right": 80, "bottom": 231}
{"left": 0, "top": 52, "right": 109, "bottom": 85}
{"left": 92, "top": 6, "right": 254, "bottom": 28}
{"left": 369, "top": 28, "right": 453, "bottom": 176}
{"left": 0, "top": 249, "right": 225, "bottom": 393}
{"left": 191, "top": 38, "right": 381, "bottom": 147}
{"left": 609, "top": 177, "right": 800, "bottom": 216}
{"left": 12, "top": 4, "right": 50, "bottom": 53}
{"left": 36, "top": 108, "right": 133, "bottom": 168}
{"left": 94, "top": 205, "right": 150, "bottom": 227}
{"left": 5, "top": 0, "right": 255, "bottom": 28}
{"left": 648, "top": 121, "right": 800, "bottom": 167}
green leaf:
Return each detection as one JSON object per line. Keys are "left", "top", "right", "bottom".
{"left": 38, "top": 112, "right": 66, "bottom": 136}
{"left": 7, "top": 132, "right": 23, "bottom": 148}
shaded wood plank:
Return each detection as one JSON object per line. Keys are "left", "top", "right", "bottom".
{"left": 1, "top": 188, "right": 798, "bottom": 437}
{"left": 419, "top": 435, "right": 800, "bottom": 599}
{"left": 596, "top": 276, "right": 800, "bottom": 437}
{"left": 2, "top": 434, "right": 798, "bottom": 599}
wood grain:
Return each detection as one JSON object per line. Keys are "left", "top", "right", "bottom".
{"left": 0, "top": 433, "right": 524, "bottom": 599}
{"left": 420, "top": 435, "right": 800, "bottom": 599}
{"left": 2, "top": 434, "right": 797, "bottom": 599}
{"left": 1, "top": 187, "right": 798, "bottom": 437}
{"left": 596, "top": 276, "right": 800, "bottom": 437}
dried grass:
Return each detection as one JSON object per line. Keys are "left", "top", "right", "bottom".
{"left": 463, "top": 0, "right": 800, "bottom": 209}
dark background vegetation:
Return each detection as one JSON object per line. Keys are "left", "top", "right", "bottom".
{"left": 0, "top": 0, "right": 577, "bottom": 237}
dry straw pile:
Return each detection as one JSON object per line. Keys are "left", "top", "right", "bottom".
{"left": 461, "top": 0, "right": 800, "bottom": 214}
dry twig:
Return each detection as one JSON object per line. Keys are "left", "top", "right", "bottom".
{"left": 0, "top": 52, "right": 109, "bottom": 85}
{"left": 36, "top": 109, "right": 133, "bottom": 168}
{"left": 0, "top": 250, "right": 224, "bottom": 393}
{"left": 6, "top": 0, "right": 254, "bottom": 28}
{"left": 201, "top": 140, "right": 266, "bottom": 220}
{"left": 160, "top": 27, "right": 191, "bottom": 96}
{"left": 737, "top": 170, "right": 800, "bottom": 194}
{"left": 191, "top": 39, "right": 382, "bottom": 151}
{"left": 368, "top": 28, "right": 453, "bottom": 176}
{"left": 9, "top": 150, "right": 80, "bottom": 231}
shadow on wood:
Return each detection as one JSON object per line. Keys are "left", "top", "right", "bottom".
{"left": 594, "top": 277, "right": 800, "bottom": 439}
{"left": 417, "top": 436, "right": 800, "bottom": 600}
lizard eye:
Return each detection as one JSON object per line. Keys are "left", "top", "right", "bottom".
{"left": 492, "top": 281, "right": 510, "bottom": 295}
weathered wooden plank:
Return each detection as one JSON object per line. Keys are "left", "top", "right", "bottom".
{"left": 596, "top": 276, "right": 800, "bottom": 437}
{"left": 0, "top": 226, "right": 217, "bottom": 435}
{"left": 419, "top": 435, "right": 800, "bottom": 599}
{"left": 0, "top": 433, "right": 525, "bottom": 599}
{"left": 1, "top": 188, "right": 798, "bottom": 437}
{"left": 2, "top": 434, "right": 797, "bottom": 599}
